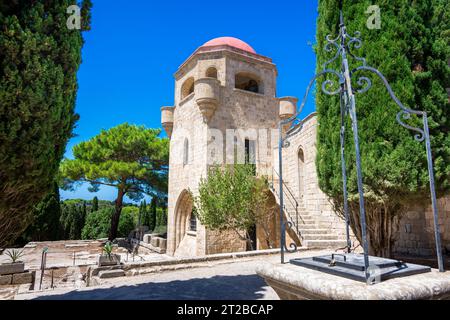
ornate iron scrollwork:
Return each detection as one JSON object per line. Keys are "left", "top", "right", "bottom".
{"left": 278, "top": 11, "right": 444, "bottom": 275}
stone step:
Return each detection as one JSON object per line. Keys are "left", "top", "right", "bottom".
{"left": 301, "top": 234, "right": 339, "bottom": 241}
{"left": 286, "top": 211, "right": 313, "bottom": 217}
{"left": 295, "top": 223, "right": 318, "bottom": 229}
{"left": 297, "top": 218, "right": 316, "bottom": 223}
{"left": 303, "top": 240, "right": 348, "bottom": 249}
{"left": 98, "top": 269, "right": 125, "bottom": 279}
{"left": 298, "top": 229, "right": 330, "bottom": 235}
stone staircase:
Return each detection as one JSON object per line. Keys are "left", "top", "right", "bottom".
{"left": 270, "top": 178, "right": 347, "bottom": 250}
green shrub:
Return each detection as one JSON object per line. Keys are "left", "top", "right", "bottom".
{"left": 82, "top": 208, "right": 136, "bottom": 240}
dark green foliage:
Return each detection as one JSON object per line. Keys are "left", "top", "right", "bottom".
{"left": 315, "top": 0, "right": 449, "bottom": 256}
{"left": 92, "top": 196, "right": 99, "bottom": 212}
{"left": 140, "top": 199, "right": 156, "bottom": 231}
{"left": 138, "top": 200, "right": 146, "bottom": 227}
{"left": 0, "top": 0, "right": 92, "bottom": 247}
{"left": 60, "top": 199, "right": 87, "bottom": 240}
{"left": 60, "top": 123, "right": 169, "bottom": 240}
{"left": 156, "top": 207, "right": 167, "bottom": 229}
{"left": 81, "top": 207, "right": 136, "bottom": 240}
{"left": 150, "top": 198, "right": 157, "bottom": 231}
{"left": 17, "top": 182, "right": 62, "bottom": 244}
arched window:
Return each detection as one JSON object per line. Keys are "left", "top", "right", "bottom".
{"left": 298, "top": 148, "right": 305, "bottom": 199}
{"left": 206, "top": 67, "right": 218, "bottom": 79}
{"left": 235, "top": 72, "right": 263, "bottom": 94}
{"left": 183, "top": 138, "right": 189, "bottom": 165}
{"left": 189, "top": 213, "right": 197, "bottom": 232}
{"left": 181, "top": 77, "right": 195, "bottom": 100}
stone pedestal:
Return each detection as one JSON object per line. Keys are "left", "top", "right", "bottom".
{"left": 256, "top": 262, "right": 450, "bottom": 300}
{"left": 97, "top": 254, "right": 121, "bottom": 267}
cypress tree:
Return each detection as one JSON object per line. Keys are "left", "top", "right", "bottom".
{"left": 92, "top": 196, "right": 99, "bottom": 212}
{"left": 19, "top": 182, "right": 62, "bottom": 243}
{"left": 315, "top": 0, "right": 450, "bottom": 256}
{"left": 149, "top": 198, "right": 157, "bottom": 231}
{"left": 0, "top": 1, "right": 92, "bottom": 246}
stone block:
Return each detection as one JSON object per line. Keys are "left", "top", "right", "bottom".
{"left": 98, "top": 269, "right": 125, "bottom": 279}
{"left": 159, "top": 239, "right": 167, "bottom": 250}
{"left": 12, "top": 272, "right": 32, "bottom": 285}
{"left": 97, "top": 254, "right": 121, "bottom": 267}
{"left": 0, "top": 262, "right": 25, "bottom": 275}
{"left": 0, "top": 274, "right": 12, "bottom": 285}
{"left": 143, "top": 234, "right": 152, "bottom": 244}
{"left": 150, "top": 237, "right": 160, "bottom": 247}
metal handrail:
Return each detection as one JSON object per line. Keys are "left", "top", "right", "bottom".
{"left": 270, "top": 170, "right": 300, "bottom": 238}
{"left": 271, "top": 169, "right": 298, "bottom": 210}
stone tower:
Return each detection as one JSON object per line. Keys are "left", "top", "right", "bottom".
{"left": 161, "top": 37, "right": 299, "bottom": 256}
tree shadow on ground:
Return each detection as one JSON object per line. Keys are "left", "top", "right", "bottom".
{"left": 31, "top": 274, "right": 274, "bottom": 300}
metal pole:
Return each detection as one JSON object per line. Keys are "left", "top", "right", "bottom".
{"left": 423, "top": 116, "right": 444, "bottom": 272}
{"left": 278, "top": 124, "right": 285, "bottom": 263}
{"left": 39, "top": 250, "right": 47, "bottom": 290}
{"left": 340, "top": 13, "right": 370, "bottom": 281}
{"left": 340, "top": 91, "right": 352, "bottom": 253}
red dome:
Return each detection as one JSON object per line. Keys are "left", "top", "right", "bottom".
{"left": 201, "top": 37, "right": 256, "bottom": 54}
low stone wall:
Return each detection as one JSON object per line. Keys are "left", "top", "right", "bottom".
{"left": 205, "top": 229, "right": 246, "bottom": 255}
{"left": 257, "top": 262, "right": 450, "bottom": 300}
{"left": 122, "top": 248, "right": 289, "bottom": 277}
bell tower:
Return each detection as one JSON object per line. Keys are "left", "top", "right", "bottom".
{"left": 161, "top": 37, "right": 297, "bottom": 256}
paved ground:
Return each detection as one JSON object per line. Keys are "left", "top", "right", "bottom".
{"left": 15, "top": 250, "right": 330, "bottom": 300}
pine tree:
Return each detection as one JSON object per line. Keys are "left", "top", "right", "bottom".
{"left": 60, "top": 124, "right": 169, "bottom": 240}
{"left": 0, "top": 0, "right": 92, "bottom": 247}
{"left": 315, "top": 0, "right": 450, "bottom": 256}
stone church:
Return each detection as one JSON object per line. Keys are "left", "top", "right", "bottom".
{"left": 160, "top": 37, "right": 450, "bottom": 258}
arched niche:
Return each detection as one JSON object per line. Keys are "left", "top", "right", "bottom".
{"left": 235, "top": 72, "right": 263, "bottom": 94}
{"left": 181, "top": 77, "right": 195, "bottom": 100}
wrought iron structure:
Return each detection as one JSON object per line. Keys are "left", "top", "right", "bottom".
{"left": 278, "top": 11, "right": 445, "bottom": 280}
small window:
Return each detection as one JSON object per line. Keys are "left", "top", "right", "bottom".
{"left": 245, "top": 139, "right": 256, "bottom": 164}
{"left": 245, "top": 139, "right": 256, "bottom": 175}
{"left": 206, "top": 67, "right": 218, "bottom": 79}
{"left": 235, "top": 72, "right": 262, "bottom": 94}
{"left": 189, "top": 213, "right": 197, "bottom": 232}
{"left": 181, "top": 77, "right": 195, "bottom": 100}
{"left": 183, "top": 138, "right": 189, "bottom": 165}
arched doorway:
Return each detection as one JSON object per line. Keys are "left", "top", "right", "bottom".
{"left": 173, "top": 190, "right": 196, "bottom": 255}
{"left": 297, "top": 147, "right": 305, "bottom": 200}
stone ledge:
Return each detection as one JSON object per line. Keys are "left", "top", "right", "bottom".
{"left": 256, "top": 262, "right": 450, "bottom": 300}
{"left": 123, "top": 248, "right": 290, "bottom": 271}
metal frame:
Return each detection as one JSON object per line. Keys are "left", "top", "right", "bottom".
{"left": 278, "top": 12, "right": 445, "bottom": 279}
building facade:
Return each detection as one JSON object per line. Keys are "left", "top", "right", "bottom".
{"left": 161, "top": 37, "right": 348, "bottom": 257}
{"left": 160, "top": 37, "right": 449, "bottom": 258}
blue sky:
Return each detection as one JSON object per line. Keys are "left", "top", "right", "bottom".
{"left": 60, "top": 0, "right": 319, "bottom": 202}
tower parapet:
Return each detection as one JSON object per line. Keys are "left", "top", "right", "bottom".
{"left": 279, "top": 97, "right": 298, "bottom": 120}
{"left": 194, "top": 77, "right": 220, "bottom": 122}
{"left": 161, "top": 106, "right": 174, "bottom": 138}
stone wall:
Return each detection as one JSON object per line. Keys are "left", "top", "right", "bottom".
{"left": 206, "top": 229, "right": 246, "bottom": 255}
{"left": 394, "top": 195, "right": 450, "bottom": 256}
